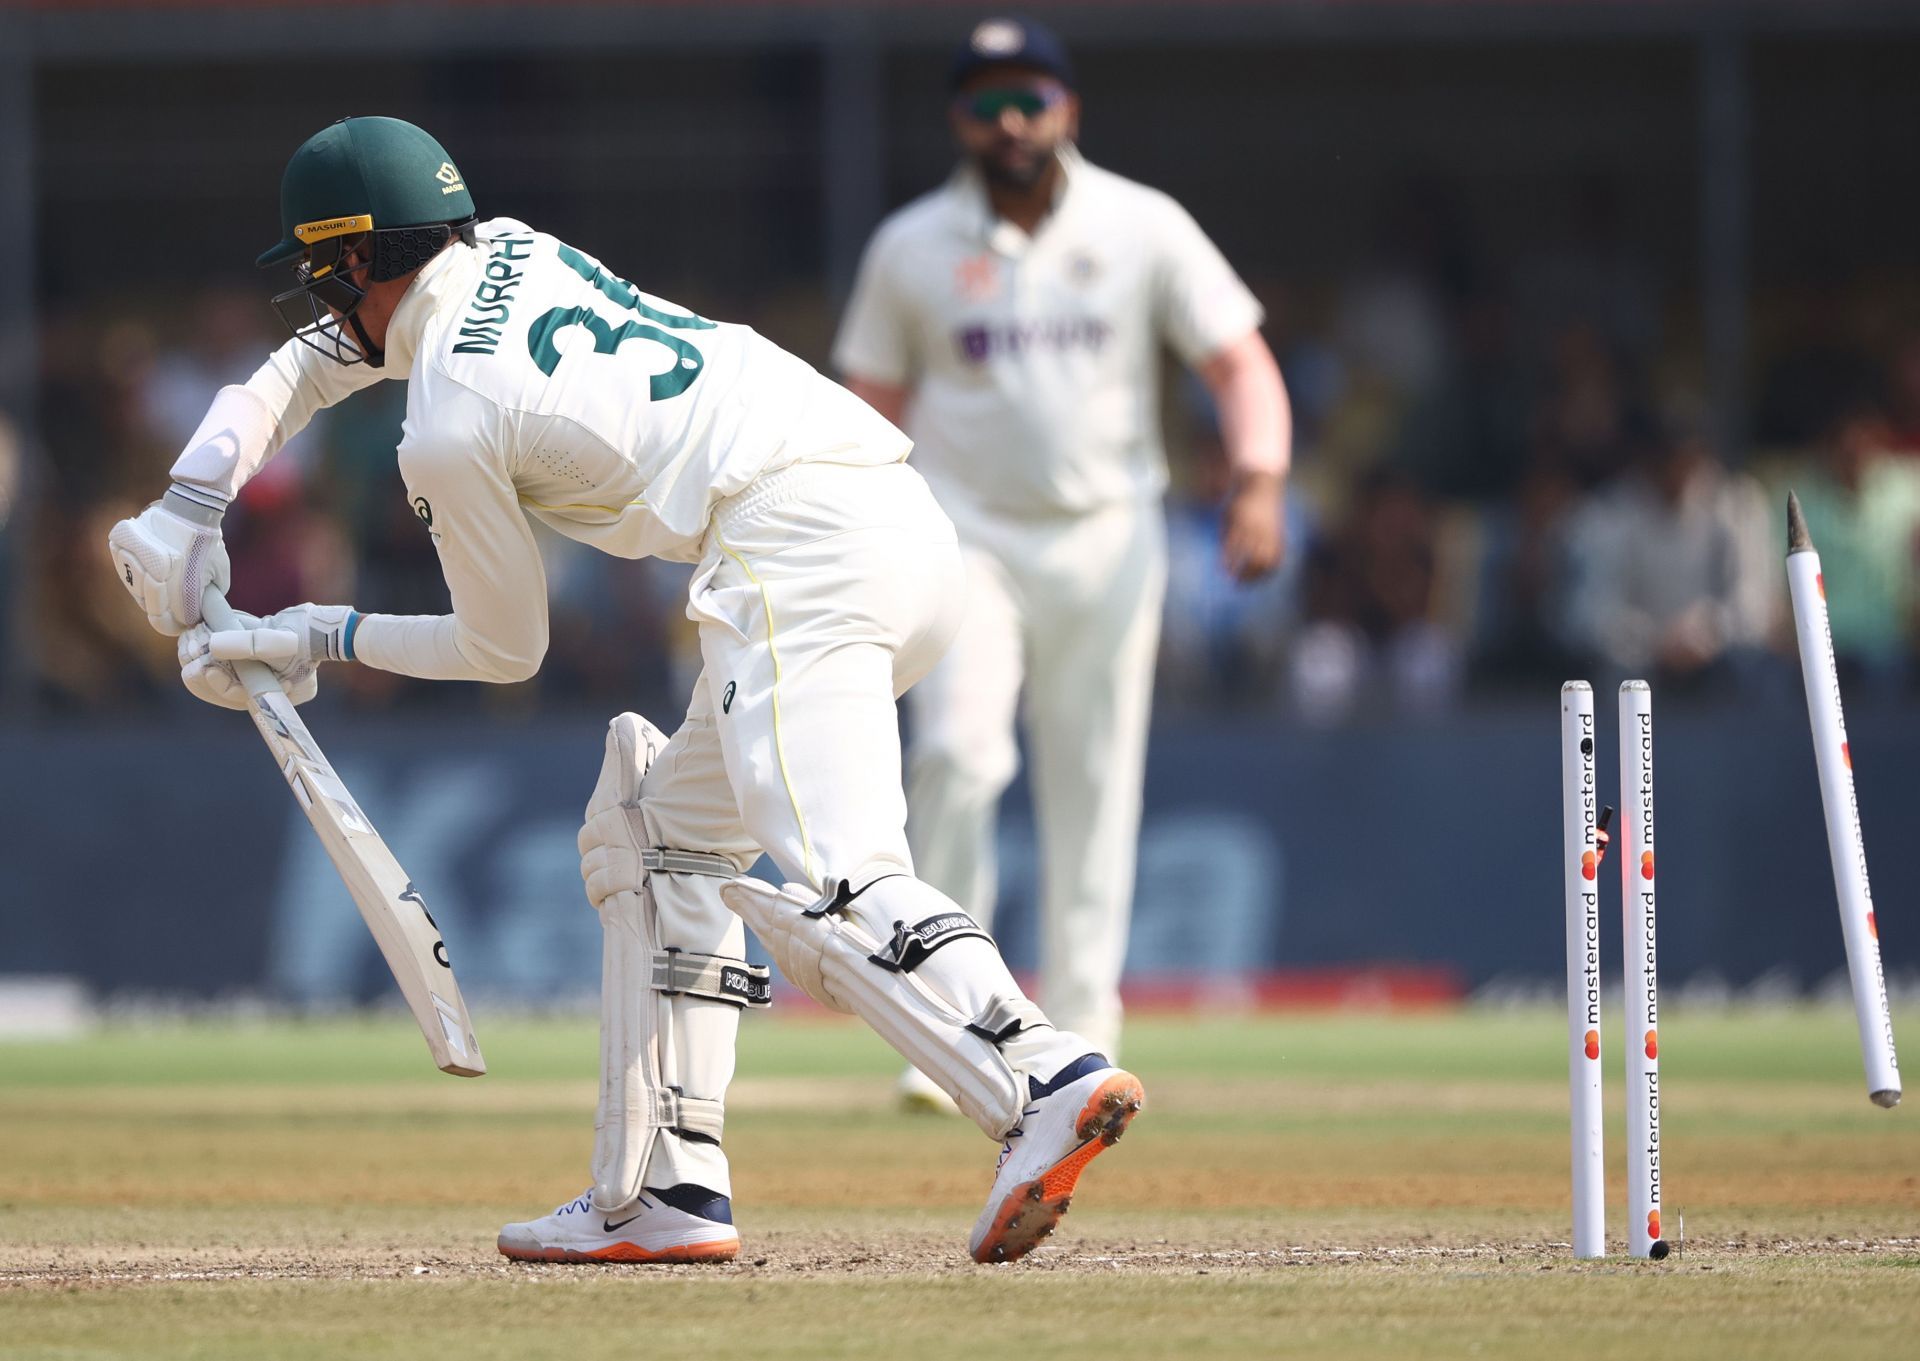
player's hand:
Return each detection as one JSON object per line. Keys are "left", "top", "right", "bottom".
{"left": 209, "top": 603, "right": 358, "bottom": 673}
{"left": 178, "top": 610, "right": 318, "bottom": 709}
{"left": 1221, "top": 471, "right": 1287, "bottom": 583}
{"left": 1656, "top": 605, "right": 1721, "bottom": 674}
{"left": 106, "top": 488, "right": 232, "bottom": 636}
{"left": 181, "top": 603, "right": 356, "bottom": 708}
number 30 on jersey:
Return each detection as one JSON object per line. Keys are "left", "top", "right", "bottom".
{"left": 528, "top": 243, "right": 717, "bottom": 400}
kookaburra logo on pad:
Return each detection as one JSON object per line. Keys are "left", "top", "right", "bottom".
{"left": 870, "top": 912, "right": 990, "bottom": 973}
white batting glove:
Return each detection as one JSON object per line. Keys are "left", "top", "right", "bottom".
{"left": 178, "top": 611, "right": 317, "bottom": 709}
{"left": 106, "top": 486, "right": 232, "bottom": 636}
{"left": 180, "top": 603, "right": 356, "bottom": 709}
{"left": 209, "top": 602, "right": 358, "bottom": 682}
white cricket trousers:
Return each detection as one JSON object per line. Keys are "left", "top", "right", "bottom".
{"left": 665, "top": 460, "right": 962, "bottom": 890}
{"left": 636, "top": 461, "right": 963, "bottom": 1196}
{"left": 905, "top": 490, "right": 1168, "bottom": 1059}
{"left": 636, "top": 460, "right": 1088, "bottom": 1193}
{"left": 641, "top": 458, "right": 1105, "bottom": 1190}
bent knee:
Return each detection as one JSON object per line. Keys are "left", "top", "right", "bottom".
{"left": 908, "top": 731, "right": 1019, "bottom": 803}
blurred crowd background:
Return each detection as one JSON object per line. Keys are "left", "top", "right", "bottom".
{"left": 5, "top": 0, "right": 1920, "bottom": 726}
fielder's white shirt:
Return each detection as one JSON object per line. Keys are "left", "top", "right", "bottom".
{"left": 833, "top": 147, "right": 1263, "bottom": 517}
{"left": 171, "top": 217, "right": 909, "bottom": 682}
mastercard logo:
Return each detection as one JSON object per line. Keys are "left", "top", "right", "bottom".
{"left": 1584, "top": 1029, "right": 1600, "bottom": 1060}
{"left": 1641, "top": 851, "right": 1655, "bottom": 881}
{"left": 1647, "top": 1210, "right": 1661, "bottom": 1239}
{"left": 1817, "top": 573, "right": 1826, "bottom": 601}
{"left": 1644, "top": 1029, "right": 1658, "bottom": 1060}
{"left": 1842, "top": 742, "right": 1852, "bottom": 770}
{"left": 1869, "top": 911, "right": 1878, "bottom": 940}
{"left": 1581, "top": 850, "right": 1597, "bottom": 881}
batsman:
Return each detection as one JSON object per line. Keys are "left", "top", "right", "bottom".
{"left": 105, "top": 116, "right": 1141, "bottom": 1265}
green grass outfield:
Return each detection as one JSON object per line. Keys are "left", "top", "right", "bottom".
{"left": 3, "top": 1008, "right": 1917, "bottom": 1360}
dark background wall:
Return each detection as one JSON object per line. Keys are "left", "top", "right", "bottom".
{"left": 5, "top": 710, "right": 1912, "bottom": 1003}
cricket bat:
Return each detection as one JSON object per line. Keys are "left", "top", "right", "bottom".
{"left": 201, "top": 587, "right": 485, "bottom": 1076}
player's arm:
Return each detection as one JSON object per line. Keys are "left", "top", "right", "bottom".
{"left": 833, "top": 225, "right": 919, "bottom": 430}
{"left": 182, "top": 388, "right": 550, "bottom": 702}
{"left": 843, "top": 376, "right": 912, "bottom": 429}
{"left": 347, "top": 390, "right": 549, "bottom": 684}
{"left": 1152, "top": 194, "right": 1292, "bottom": 582}
{"left": 353, "top": 467, "right": 548, "bottom": 683}
{"left": 1196, "top": 330, "right": 1292, "bottom": 583}
{"left": 108, "top": 336, "right": 385, "bottom": 635}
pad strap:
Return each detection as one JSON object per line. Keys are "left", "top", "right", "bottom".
{"left": 649, "top": 1088, "right": 726, "bottom": 1144}
{"left": 653, "top": 949, "right": 773, "bottom": 1008}
{"left": 966, "top": 996, "right": 1051, "bottom": 1047}
{"left": 641, "top": 848, "right": 736, "bottom": 878}
{"left": 870, "top": 913, "right": 993, "bottom": 973}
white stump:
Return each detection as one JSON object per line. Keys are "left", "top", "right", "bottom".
{"left": 1787, "top": 492, "right": 1901, "bottom": 1107}
{"left": 1561, "top": 681, "right": 1605, "bottom": 1258}
{"left": 1618, "top": 681, "right": 1664, "bottom": 1259}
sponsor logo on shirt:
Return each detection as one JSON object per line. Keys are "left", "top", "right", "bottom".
{"left": 955, "top": 316, "right": 1112, "bottom": 364}
{"left": 954, "top": 254, "right": 1001, "bottom": 302}
{"left": 412, "top": 495, "right": 441, "bottom": 544}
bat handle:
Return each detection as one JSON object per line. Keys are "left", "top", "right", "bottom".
{"left": 200, "top": 585, "right": 287, "bottom": 702}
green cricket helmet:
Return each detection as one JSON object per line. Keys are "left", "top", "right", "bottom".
{"left": 259, "top": 116, "right": 478, "bottom": 367}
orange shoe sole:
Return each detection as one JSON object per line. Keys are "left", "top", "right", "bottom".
{"left": 500, "top": 1237, "right": 739, "bottom": 1265}
{"left": 972, "top": 1071, "right": 1145, "bottom": 1264}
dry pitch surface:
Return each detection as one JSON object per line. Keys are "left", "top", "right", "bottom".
{"left": 2, "top": 1009, "right": 1917, "bottom": 1359}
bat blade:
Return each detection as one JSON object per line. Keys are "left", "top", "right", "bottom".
{"left": 203, "top": 591, "right": 485, "bottom": 1076}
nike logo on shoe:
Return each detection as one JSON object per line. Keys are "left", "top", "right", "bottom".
{"left": 603, "top": 1214, "right": 642, "bottom": 1234}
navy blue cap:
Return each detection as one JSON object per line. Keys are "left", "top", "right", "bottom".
{"left": 949, "top": 16, "right": 1075, "bottom": 91}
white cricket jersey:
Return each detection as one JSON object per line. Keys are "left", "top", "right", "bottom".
{"left": 171, "top": 217, "right": 908, "bottom": 682}
{"left": 833, "top": 146, "right": 1263, "bottom": 517}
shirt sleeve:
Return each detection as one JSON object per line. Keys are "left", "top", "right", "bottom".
{"left": 1152, "top": 197, "right": 1266, "bottom": 368}
{"left": 169, "top": 337, "right": 386, "bottom": 504}
{"left": 832, "top": 224, "right": 918, "bottom": 386}
{"left": 349, "top": 383, "right": 550, "bottom": 684}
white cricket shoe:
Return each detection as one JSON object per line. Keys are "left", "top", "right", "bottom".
{"left": 897, "top": 1063, "right": 961, "bottom": 1115}
{"left": 498, "top": 1187, "right": 739, "bottom": 1264}
{"left": 968, "top": 1056, "right": 1145, "bottom": 1264}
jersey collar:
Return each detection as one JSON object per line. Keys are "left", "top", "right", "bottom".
{"left": 382, "top": 237, "right": 482, "bottom": 374}
{"left": 948, "top": 143, "right": 1085, "bottom": 256}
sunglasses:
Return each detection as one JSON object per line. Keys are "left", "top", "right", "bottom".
{"left": 955, "top": 85, "right": 1066, "bottom": 123}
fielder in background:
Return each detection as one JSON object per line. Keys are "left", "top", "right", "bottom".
{"left": 835, "top": 17, "right": 1292, "bottom": 1106}
{"left": 105, "top": 115, "right": 1142, "bottom": 1266}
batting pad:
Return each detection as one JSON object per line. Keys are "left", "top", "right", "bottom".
{"left": 721, "top": 873, "right": 1046, "bottom": 1140}
{"left": 583, "top": 713, "right": 766, "bottom": 1210}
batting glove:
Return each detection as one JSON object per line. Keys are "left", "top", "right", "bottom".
{"left": 180, "top": 603, "right": 357, "bottom": 709}
{"left": 106, "top": 486, "right": 232, "bottom": 636}
{"left": 179, "top": 610, "right": 311, "bottom": 709}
